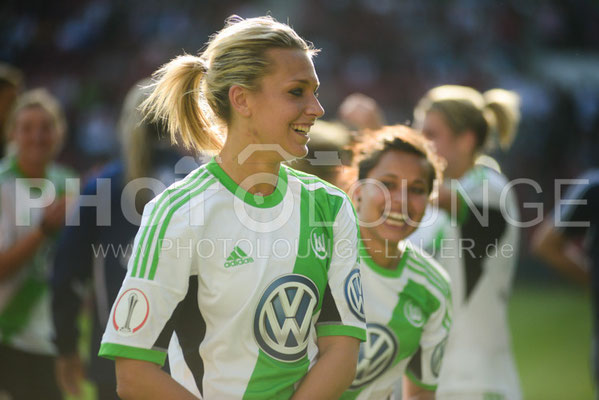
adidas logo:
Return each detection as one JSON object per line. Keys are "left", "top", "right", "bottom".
{"left": 224, "top": 246, "right": 255, "bottom": 268}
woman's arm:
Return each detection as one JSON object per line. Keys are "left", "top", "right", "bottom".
{"left": 291, "top": 335, "right": 360, "bottom": 400}
{"left": 532, "top": 221, "right": 590, "bottom": 285}
{"left": 402, "top": 375, "right": 435, "bottom": 400}
{"left": 115, "top": 358, "right": 199, "bottom": 400}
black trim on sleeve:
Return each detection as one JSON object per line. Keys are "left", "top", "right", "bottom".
{"left": 407, "top": 346, "right": 423, "bottom": 381}
{"left": 317, "top": 283, "right": 341, "bottom": 324}
{"left": 153, "top": 277, "right": 206, "bottom": 395}
{"left": 460, "top": 207, "right": 507, "bottom": 300}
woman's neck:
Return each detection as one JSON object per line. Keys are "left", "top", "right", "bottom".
{"left": 361, "top": 229, "right": 402, "bottom": 270}
{"left": 16, "top": 154, "right": 46, "bottom": 178}
{"left": 218, "top": 142, "right": 281, "bottom": 196}
{"left": 447, "top": 157, "right": 475, "bottom": 180}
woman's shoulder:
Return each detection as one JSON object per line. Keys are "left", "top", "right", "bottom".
{"left": 284, "top": 165, "right": 349, "bottom": 199}
{"left": 146, "top": 163, "right": 217, "bottom": 210}
{"left": 0, "top": 157, "right": 11, "bottom": 180}
{"left": 402, "top": 241, "right": 451, "bottom": 299}
{"left": 47, "top": 161, "right": 78, "bottom": 180}
{"left": 285, "top": 165, "right": 354, "bottom": 218}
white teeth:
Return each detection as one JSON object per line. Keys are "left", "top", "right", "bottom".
{"left": 386, "top": 212, "right": 407, "bottom": 226}
{"left": 292, "top": 124, "right": 310, "bottom": 133}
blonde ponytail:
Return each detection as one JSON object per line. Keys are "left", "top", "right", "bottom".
{"left": 141, "top": 55, "right": 223, "bottom": 152}
{"left": 140, "top": 15, "right": 316, "bottom": 154}
{"left": 483, "top": 89, "right": 520, "bottom": 150}
{"left": 414, "top": 84, "right": 521, "bottom": 153}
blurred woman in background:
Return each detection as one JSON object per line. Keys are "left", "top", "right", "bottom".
{"left": 410, "top": 85, "right": 522, "bottom": 400}
{"left": 52, "top": 78, "right": 192, "bottom": 400}
{"left": 0, "top": 88, "right": 75, "bottom": 400}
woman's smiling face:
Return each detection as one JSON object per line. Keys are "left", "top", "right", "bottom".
{"left": 356, "top": 149, "right": 431, "bottom": 249}
{"left": 244, "top": 48, "right": 325, "bottom": 161}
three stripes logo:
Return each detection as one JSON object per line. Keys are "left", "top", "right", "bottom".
{"left": 224, "top": 246, "right": 254, "bottom": 268}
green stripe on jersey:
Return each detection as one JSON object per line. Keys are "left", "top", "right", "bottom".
{"left": 405, "top": 251, "right": 450, "bottom": 297}
{"left": 148, "top": 177, "right": 216, "bottom": 280}
{"left": 317, "top": 324, "right": 366, "bottom": 340}
{"left": 406, "top": 369, "right": 437, "bottom": 391}
{"left": 242, "top": 350, "right": 309, "bottom": 399}
{"left": 0, "top": 276, "right": 46, "bottom": 343}
{"left": 244, "top": 178, "right": 358, "bottom": 398}
{"left": 286, "top": 167, "right": 361, "bottom": 246}
{"left": 387, "top": 279, "right": 441, "bottom": 361}
{"left": 243, "top": 185, "right": 324, "bottom": 398}
{"left": 98, "top": 343, "right": 167, "bottom": 365}
{"left": 131, "top": 168, "right": 208, "bottom": 277}
{"left": 339, "top": 388, "right": 363, "bottom": 400}
{"left": 138, "top": 171, "right": 212, "bottom": 279}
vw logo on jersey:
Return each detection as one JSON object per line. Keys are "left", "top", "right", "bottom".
{"left": 310, "top": 228, "right": 328, "bottom": 260}
{"left": 344, "top": 269, "right": 365, "bottom": 322}
{"left": 404, "top": 299, "right": 425, "bottom": 327}
{"left": 350, "top": 323, "right": 398, "bottom": 390}
{"left": 253, "top": 274, "right": 319, "bottom": 362}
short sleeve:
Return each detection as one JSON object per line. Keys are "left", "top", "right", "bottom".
{"left": 316, "top": 196, "right": 367, "bottom": 341}
{"left": 99, "top": 196, "right": 195, "bottom": 365}
{"left": 406, "top": 283, "right": 452, "bottom": 390}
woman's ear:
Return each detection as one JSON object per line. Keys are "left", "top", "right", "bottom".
{"left": 351, "top": 183, "right": 363, "bottom": 212}
{"left": 459, "top": 129, "right": 478, "bottom": 156}
{"left": 229, "top": 85, "right": 251, "bottom": 118}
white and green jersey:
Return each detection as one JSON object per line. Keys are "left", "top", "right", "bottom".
{"left": 0, "top": 156, "right": 75, "bottom": 355}
{"left": 408, "top": 166, "right": 522, "bottom": 400}
{"left": 340, "top": 242, "right": 451, "bottom": 400}
{"left": 99, "top": 159, "right": 367, "bottom": 399}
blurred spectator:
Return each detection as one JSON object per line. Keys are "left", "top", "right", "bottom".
{"left": 532, "top": 169, "right": 598, "bottom": 395}
{"left": 52, "top": 79, "right": 194, "bottom": 399}
{"left": 0, "top": 88, "right": 76, "bottom": 400}
{"left": 290, "top": 119, "right": 354, "bottom": 188}
{"left": 337, "top": 92, "right": 385, "bottom": 131}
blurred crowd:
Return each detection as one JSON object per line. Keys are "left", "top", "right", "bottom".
{"left": 2, "top": 0, "right": 598, "bottom": 176}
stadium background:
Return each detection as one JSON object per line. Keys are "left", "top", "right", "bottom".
{"left": 2, "top": 0, "right": 598, "bottom": 398}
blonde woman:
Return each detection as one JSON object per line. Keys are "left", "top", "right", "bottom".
{"left": 409, "top": 85, "right": 522, "bottom": 400}
{"left": 99, "top": 16, "right": 366, "bottom": 400}
{"left": 0, "top": 89, "right": 75, "bottom": 399}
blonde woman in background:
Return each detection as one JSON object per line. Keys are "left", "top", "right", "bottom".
{"left": 409, "top": 85, "right": 522, "bottom": 400}
{"left": 0, "top": 89, "right": 76, "bottom": 400}
{"left": 52, "top": 78, "right": 189, "bottom": 400}
{"left": 99, "top": 16, "right": 366, "bottom": 400}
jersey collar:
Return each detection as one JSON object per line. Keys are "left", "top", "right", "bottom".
{"left": 206, "top": 157, "right": 288, "bottom": 208}
{"left": 359, "top": 243, "right": 409, "bottom": 278}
